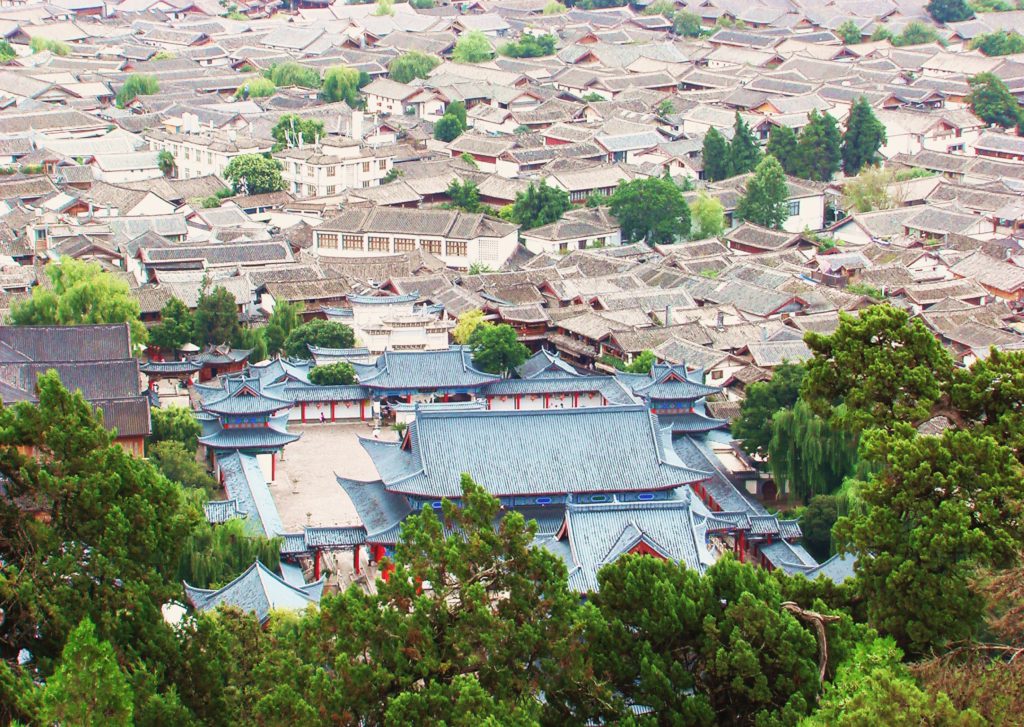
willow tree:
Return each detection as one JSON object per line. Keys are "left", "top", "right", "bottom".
{"left": 768, "top": 400, "right": 859, "bottom": 502}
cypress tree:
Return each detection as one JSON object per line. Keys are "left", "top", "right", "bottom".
{"left": 842, "top": 97, "right": 887, "bottom": 175}
{"left": 765, "top": 125, "right": 799, "bottom": 176}
{"left": 729, "top": 111, "right": 762, "bottom": 175}
{"left": 793, "top": 110, "right": 842, "bottom": 182}
{"left": 702, "top": 127, "right": 732, "bottom": 182}
{"left": 736, "top": 155, "right": 789, "bottom": 229}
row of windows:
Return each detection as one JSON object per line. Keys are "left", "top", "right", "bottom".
{"left": 290, "top": 160, "right": 388, "bottom": 177}
{"left": 317, "top": 235, "right": 466, "bottom": 256}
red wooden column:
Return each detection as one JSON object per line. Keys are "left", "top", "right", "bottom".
{"left": 359, "top": 401, "right": 365, "bottom": 420}
{"left": 331, "top": 401, "right": 336, "bottom": 421}
{"left": 352, "top": 544, "right": 361, "bottom": 575}
{"left": 314, "top": 550, "right": 322, "bottom": 579}
{"left": 301, "top": 402, "right": 306, "bottom": 422}
{"left": 270, "top": 453, "right": 276, "bottom": 480}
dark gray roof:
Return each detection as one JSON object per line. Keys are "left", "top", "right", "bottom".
{"left": 0, "top": 323, "right": 131, "bottom": 362}
{"left": 352, "top": 347, "right": 499, "bottom": 392}
{"left": 336, "top": 477, "right": 412, "bottom": 540}
{"left": 184, "top": 560, "right": 323, "bottom": 624}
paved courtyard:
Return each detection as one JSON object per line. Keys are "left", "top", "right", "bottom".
{"left": 271, "top": 422, "right": 398, "bottom": 531}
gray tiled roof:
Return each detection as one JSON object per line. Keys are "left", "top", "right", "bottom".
{"left": 184, "top": 560, "right": 322, "bottom": 624}
{"left": 353, "top": 347, "right": 499, "bottom": 392}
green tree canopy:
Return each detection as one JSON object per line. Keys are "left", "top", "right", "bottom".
{"left": 736, "top": 154, "right": 789, "bottom": 229}
{"left": 927, "top": 0, "right": 973, "bottom": 23}
{"left": 892, "top": 20, "right": 941, "bottom": 46}
{"left": 841, "top": 97, "right": 887, "bottom": 175}
{"left": 607, "top": 176, "right": 691, "bottom": 245}
{"left": 732, "top": 362, "right": 805, "bottom": 457}
{"left": 433, "top": 113, "right": 465, "bottom": 142}
{"left": 769, "top": 399, "right": 859, "bottom": 501}
{"left": 116, "top": 74, "right": 159, "bottom": 108}
{"left": 40, "top": 618, "right": 134, "bottom": 727}
{"left": 223, "top": 154, "right": 284, "bottom": 195}
{"left": 265, "top": 62, "right": 321, "bottom": 89}
{"left": 836, "top": 20, "right": 864, "bottom": 44}
{"left": 30, "top": 36, "right": 70, "bottom": 56}
{"left": 799, "top": 494, "right": 839, "bottom": 561}
{"left": 673, "top": 11, "right": 703, "bottom": 36}
{"left": 469, "top": 322, "right": 528, "bottom": 374}
{"left": 264, "top": 299, "right": 304, "bottom": 356}
{"left": 193, "top": 285, "right": 240, "bottom": 346}
{"left": 283, "top": 319, "right": 355, "bottom": 358}
{"left": 729, "top": 112, "right": 762, "bottom": 175}
{"left": 8, "top": 258, "right": 147, "bottom": 347}
{"left": 766, "top": 124, "right": 800, "bottom": 175}
{"left": 968, "top": 71, "right": 1024, "bottom": 129}
{"left": 308, "top": 361, "right": 357, "bottom": 385}
{"left": 389, "top": 51, "right": 441, "bottom": 84}
{"left": 688, "top": 190, "right": 726, "bottom": 239}
{"left": 177, "top": 517, "right": 281, "bottom": 590}
{"left": 453, "top": 309, "right": 486, "bottom": 344}
{"left": 452, "top": 30, "right": 494, "bottom": 63}
{"left": 0, "top": 40, "right": 16, "bottom": 62}
{"left": 149, "top": 439, "right": 216, "bottom": 491}
{"left": 270, "top": 114, "right": 325, "bottom": 150}
{"left": 150, "top": 404, "right": 202, "bottom": 451}
{"left": 971, "top": 29, "right": 1024, "bottom": 56}
{"left": 499, "top": 33, "right": 557, "bottom": 58}
{"left": 322, "top": 66, "right": 369, "bottom": 107}
{"left": 793, "top": 109, "right": 842, "bottom": 182}
{"left": 702, "top": 126, "right": 733, "bottom": 182}
{"left": 235, "top": 76, "right": 275, "bottom": 99}
{"left": 148, "top": 297, "right": 194, "bottom": 352}
{"left": 445, "top": 179, "right": 482, "bottom": 212}
{"left": 510, "top": 182, "right": 571, "bottom": 230}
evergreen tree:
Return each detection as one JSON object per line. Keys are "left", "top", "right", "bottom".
{"left": 688, "top": 191, "right": 726, "bottom": 239}
{"left": 469, "top": 323, "right": 528, "bottom": 374}
{"left": 148, "top": 297, "right": 194, "bottom": 352}
{"left": 283, "top": 319, "right": 355, "bottom": 358}
{"left": 452, "top": 30, "right": 494, "bottom": 63}
{"left": 732, "top": 362, "right": 805, "bottom": 457}
{"left": 223, "top": 154, "right": 284, "bottom": 195}
{"left": 308, "top": 362, "right": 357, "bottom": 385}
{"left": 736, "top": 155, "right": 789, "bottom": 229}
{"left": 510, "top": 182, "right": 571, "bottom": 229}
{"left": 607, "top": 176, "right": 691, "bottom": 244}
{"left": 150, "top": 404, "right": 202, "bottom": 451}
{"left": 433, "top": 113, "right": 464, "bottom": 142}
{"left": 765, "top": 125, "right": 800, "bottom": 175}
{"left": 446, "top": 179, "right": 482, "bottom": 212}
{"left": 927, "top": 0, "right": 972, "bottom": 23}
{"left": 389, "top": 52, "right": 441, "bottom": 84}
{"left": 41, "top": 618, "right": 134, "bottom": 726}
{"left": 968, "top": 72, "right": 1024, "bottom": 130}
{"left": 794, "top": 109, "right": 842, "bottom": 182}
{"left": 842, "top": 97, "right": 887, "bottom": 175}
{"left": 836, "top": 20, "right": 863, "bottom": 44}
{"left": 264, "top": 300, "right": 303, "bottom": 356}
{"left": 729, "top": 112, "right": 762, "bottom": 175}
{"left": 768, "top": 399, "right": 859, "bottom": 501}
{"left": 701, "top": 127, "right": 732, "bottom": 181}
{"left": 193, "top": 285, "right": 240, "bottom": 346}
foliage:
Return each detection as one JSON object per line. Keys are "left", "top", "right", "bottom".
{"left": 625, "top": 350, "right": 655, "bottom": 373}
{"left": 452, "top": 30, "right": 494, "bottom": 63}
{"left": 927, "top": 0, "right": 973, "bottom": 22}
{"left": 264, "top": 299, "right": 304, "bottom": 356}
{"left": 500, "top": 33, "right": 557, "bottom": 58}
{"left": 322, "top": 66, "right": 369, "bottom": 108}
{"left": 729, "top": 112, "right": 762, "bottom": 175}
{"left": 283, "top": 319, "right": 356, "bottom": 358}
{"left": 150, "top": 404, "right": 202, "bottom": 452}
{"left": 223, "top": 154, "right": 284, "bottom": 195}
{"left": 702, "top": 127, "right": 732, "bottom": 182}
{"left": 453, "top": 309, "right": 487, "bottom": 344}
{"left": 688, "top": 191, "right": 726, "bottom": 239}
{"left": 193, "top": 285, "right": 240, "bottom": 346}
{"left": 149, "top": 440, "right": 216, "bottom": 492}
{"left": 769, "top": 399, "right": 860, "bottom": 501}
{"left": 40, "top": 618, "right": 134, "bottom": 726}
{"left": 836, "top": 19, "right": 863, "bottom": 44}
{"left": 892, "top": 20, "right": 942, "bottom": 46}
{"left": 177, "top": 518, "right": 281, "bottom": 590}
{"left": 265, "top": 62, "right": 321, "bottom": 89}
{"left": 447, "top": 100, "right": 467, "bottom": 128}
{"left": 608, "top": 176, "right": 691, "bottom": 245}
{"left": 733, "top": 362, "right": 806, "bottom": 457}
{"left": 373, "top": 0, "right": 394, "bottom": 14}
{"left": 0, "top": 40, "right": 15, "bottom": 62}
{"left": 308, "top": 362, "right": 357, "bottom": 385}
{"left": 235, "top": 76, "right": 275, "bottom": 99}
{"left": 543, "top": 0, "right": 567, "bottom": 13}
{"left": 792, "top": 109, "right": 842, "bottom": 182}
{"left": 766, "top": 125, "right": 800, "bottom": 175}
{"left": 799, "top": 495, "right": 839, "bottom": 561}
{"left": 30, "top": 36, "right": 70, "bottom": 56}
{"left": 656, "top": 98, "right": 675, "bottom": 116}
{"left": 232, "top": 326, "right": 267, "bottom": 364}
{"left": 510, "top": 182, "right": 571, "bottom": 230}
{"left": 445, "top": 179, "right": 482, "bottom": 212}
{"left": 842, "top": 165, "right": 896, "bottom": 213}
{"left": 158, "top": 149, "right": 175, "bottom": 176}
{"left": 116, "top": 74, "right": 159, "bottom": 108}
{"left": 469, "top": 322, "right": 528, "bottom": 374}
{"left": 971, "top": 29, "right": 1024, "bottom": 55}
{"left": 736, "top": 154, "right": 789, "bottom": 229}
{"left": 969, "top": 71, "right": 1024, "bottom": 129}
{"left": 410, "top": 0, "right": 433, "bottom": 7}
{"left": 8, "top": 258, "right": 147, "bottom": 347}
{"left": 841, "top": 97, "right": 887, "bottom": 175}
{"left": 271, "top": 114, "right": 325, "bottom": 150}
{"left": 846, "top": 282, "right": 884, "bottom": 300}
{"left": 389, "top": 51, "right": 441, "bottom": 84}
{"left": 673, "top": 10, "right": 704, "bottom": 36}
{"left": 582, "top": 91, "right": 605, "bottom": 102}
{"left": 149, "top": 297, "right": 194, "bottom": 352}
{"left": 433, "top": 113, "right": 465, "bottom": 142}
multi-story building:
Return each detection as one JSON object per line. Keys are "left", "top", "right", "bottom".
{"left": 274, "top": 137, "right": 393, "bottom": 198}
{"left": 144, "top": 128, "right": 272, "bottom": 181}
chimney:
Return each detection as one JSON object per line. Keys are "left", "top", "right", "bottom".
{"left": 351, "top": 110, "right": 364, "bottom": 141}
{"left": 664, "top": 305, "right": 671, "bottom": 327}
{"left": 716, "top": 310, "right": 725, "bottom": 332}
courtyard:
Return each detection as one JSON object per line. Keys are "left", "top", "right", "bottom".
{"left": 271, "top": 421, "right": 399, "bottom": 532}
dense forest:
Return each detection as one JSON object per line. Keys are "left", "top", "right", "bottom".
{"left": 1, "top": 305, "right": 1022, "bottom": 725}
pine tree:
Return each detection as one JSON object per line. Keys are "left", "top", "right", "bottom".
{"left": 702, "top": 127, "right": 732, "bottom": 181}
{"left": 793, "top": 110, "right": 842, "bottom": 182}
{"left": 765, "top": 125, "right": 799, "bottom": 175}
{"left": 41, "top": 618, "right": 134, "bottom": 726}
{"left": 729, "top": 112, "right": 762, "bottom": 175}
{"left": 842, "top": 97, "right": 887, "bottom": 175}
{"left": 736, "top": 155, "right": 789, "bottom": 229}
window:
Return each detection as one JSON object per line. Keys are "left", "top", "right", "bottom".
{"left": 207, "top": 151, "right": 212, "bottom": 164}
{"left": 326, "top": 165, "right": 336, "bottom": 177}
{"left": 183, "top": 147, "right": 190, "bottom": 160}
{"left": 711, "top": 370, "right": 724, "bottom": 380}
{"left": 787, "top": 200, "right": 801, "bottom": 216}
{"left": 446, "top": 240, "right": 467, "bottom": 257}
{"left": 570, "top": 190, "right": 586, "bottom": 202}
{"left": 326, "top": 185, "right": 336, "bottom": 195}
{"left": 368, "top": 236, "right": 389, "bottom": 251}
{"left": 319, "top": 233, "right": 338, "bottom": 249}
{"left": 558, "top": 242, "right": 568, "bottom": 253}
{"left": 362, "top": 161, "right": 371, "bottom": 173}
{"left": 292, "top": 162, "right": 300, "bottom": 174}
{"left": 378, "top": 159, "right": 387, "bottom": 170}
{"left": 423, "top": 239, "right": 442, "bottom": 254}
{"left": 307, "top": 184, "right": 316, "bottom": 196}
{"left": 343, "top": 235, "right": 363, "bottom": 250}
{"left": 394, "top": 237, "right": 416, "bottom": 252}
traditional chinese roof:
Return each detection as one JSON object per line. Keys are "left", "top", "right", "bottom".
{"left": 198, "top": 425, "right": 300, "bottom": 451}
{"left": 352, "top": 346, "right": 499, "bottom": 392}
{"left": 482, "top": 375, "right": 638, "bottom": 404}
{"left": 659, "top": 411, "right": 731, "bottom": 435}
{"left": 516, "top": 348, "right": 580, "bottom": 379}
{"left": 184, "top": 561, "right": 323, "bottom": 624}
{"left": 358, "top": 405, "right": 709, "bottom": 499}
{"left": 201, "top": 385, "right": 295, "bottom": 416}
{"left": 336, "top": 477, "right": 413, "bottom": 542}
{"left": 216, "top": 451, "right": 284, "bottom": 539}
{"left": 139, "top": 359, "right": 202, "bottom": 375}
{"left": 616, "top": 363, "right": 722, "bottom": 402}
